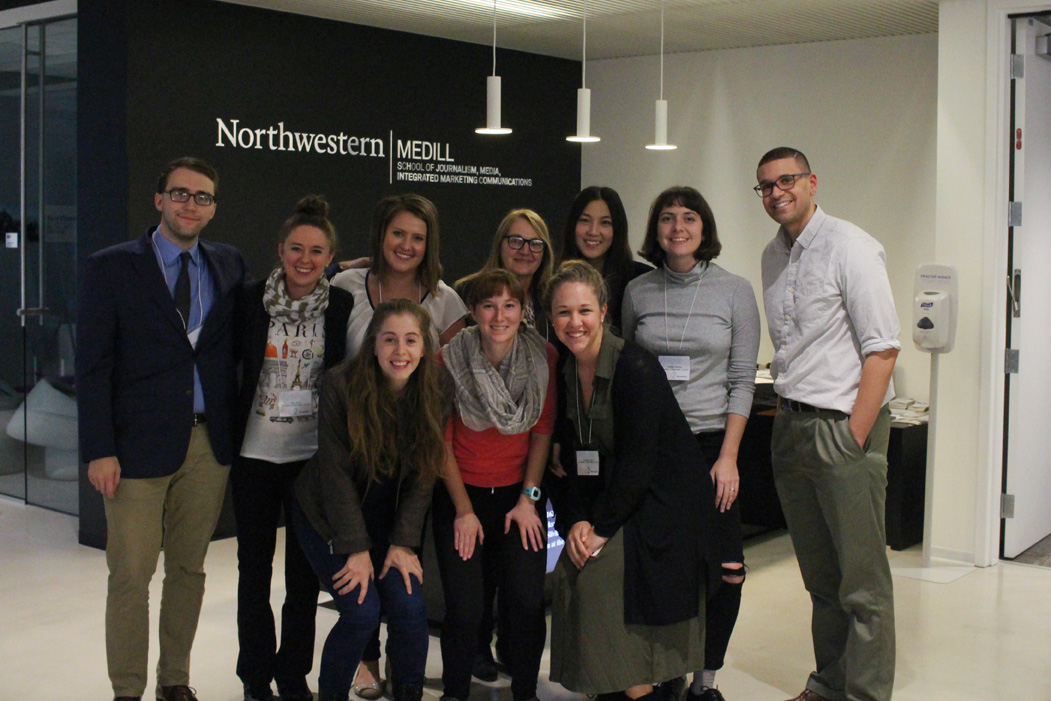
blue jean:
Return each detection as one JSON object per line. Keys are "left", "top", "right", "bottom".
{"left": 291, "top": 498, "right": 429, "bottom": 697}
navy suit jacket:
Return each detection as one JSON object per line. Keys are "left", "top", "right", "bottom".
{"left": 76, "top": 228, "right": 247, "bottom": 479}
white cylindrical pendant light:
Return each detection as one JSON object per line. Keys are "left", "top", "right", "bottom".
{"left": 567, "top": 0, "right": 600, "bottom": 143}
{"left": 477, "top": 1, "right": 511, "bottom": 135}
{"left": 567, "top": 88, "right": 600, "bottom": 143}
{"left": 477, "top": 75, "right": 512, "bottom": 134}
{"left": 646, "top": 99, "right": 676, "bottom": 150}
{"left": 646, "top": 2, "right": 676, "bottom": 150}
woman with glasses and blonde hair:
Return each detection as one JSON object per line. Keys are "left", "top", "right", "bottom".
{"left": 456, "top": 208, "right": 555, "bottom": 342}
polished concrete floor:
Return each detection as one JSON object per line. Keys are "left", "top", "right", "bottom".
{"left": 3, "top": 497, "right": 1050, "bottom": 700}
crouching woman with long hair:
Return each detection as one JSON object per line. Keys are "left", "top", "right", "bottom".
{"left": 291, "top": 299, "right": 453, "bottom": 701}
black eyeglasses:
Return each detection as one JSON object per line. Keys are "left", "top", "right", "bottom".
{"left": 504, "top": 235, "right": 546, "bottom": 253}
{"left": 165, "top": 189, "right": 217, "bottom": 206}
{"left": 753, "top": 172, "right": 810, "bottom": 198}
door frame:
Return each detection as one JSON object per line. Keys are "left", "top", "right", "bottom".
{"left": 0, "top": 1, "right": 77, "bottom": 511}
{"left": 975, "top": 1, "right": 1051, "bottom": 568}
{"left": 1000, "top": 12, "right": 1051, "bottom": 559}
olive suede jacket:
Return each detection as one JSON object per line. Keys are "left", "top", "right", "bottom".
{"left": 294, "top": 364, "right": 453, "bottom": 555}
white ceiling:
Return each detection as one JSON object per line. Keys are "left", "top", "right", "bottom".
{"left": 219, "top": 0, "right": 940, "bottom": 60}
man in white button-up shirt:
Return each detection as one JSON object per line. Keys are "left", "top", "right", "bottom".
{"left": 756, "top": 147, "right": 899, "bottom": 701}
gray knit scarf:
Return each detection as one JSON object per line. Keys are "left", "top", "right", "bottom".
{"left": 444, "top": 325, "right": 548, "bottom": 434}
{"left": 262, "top": 267, "right": 330, "bottom": 325}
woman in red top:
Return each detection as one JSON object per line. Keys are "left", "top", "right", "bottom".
{"left": 433, "top": 269, "right": 557, "bottom": 701}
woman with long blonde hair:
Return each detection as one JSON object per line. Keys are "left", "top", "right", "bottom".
{"left": 456, "top": 208, "right": 555, "bottom": 341}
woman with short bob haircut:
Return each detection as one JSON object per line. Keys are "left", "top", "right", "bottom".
{"left": 292, "top": 299, "right": 454, "bottom": 701}
{"left": 544, "top": 260, "right": 713, "bottom": 701}
{"left": 624, "top": 186, "right": 760, "bottom": 701}
{"left": 638, "top": 186, "right": 723, "bottom": 266}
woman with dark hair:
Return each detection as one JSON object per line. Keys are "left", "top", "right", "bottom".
{"left": 434, "top": 269, "right": 557, "bottom": 701}
{"left": 292, "top": 299, "right": 453, "bottom": 701}
{"left": 560, "top": 186, "right": 651, "bottom": 333}
{"left": 456, "top": 208, "right": 556, "bottom": 342}
{"left": 622, "top": 186, "right": 760, "bottom": 701}
{"left": 545, "top": 260, "right": 712, "bottom": 701}
{"left": 232, "top": 195, "right": 354, "bottom": 701}
{"left": 332, "top": 193, "right": 468, "bottom": 358}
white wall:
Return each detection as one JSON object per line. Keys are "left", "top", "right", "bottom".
{"left": 929, "top": 0, "right": 995, "bottom": 564}
{"left": 581, "top": 33, "right": 938, "bottom": 403}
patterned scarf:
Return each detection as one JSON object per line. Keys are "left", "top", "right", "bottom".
{"left": 261, "top": 267, "right": 330, "bottom": 325}
{"left": 444, "top": 324, "right": 548, "bottom": 435}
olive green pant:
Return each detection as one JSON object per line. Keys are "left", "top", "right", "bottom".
{"left": 771, "top": 405, "right": 895, "bottom": 701}
{"left": 103, "top": 425, "right": 230, "bottom": 698}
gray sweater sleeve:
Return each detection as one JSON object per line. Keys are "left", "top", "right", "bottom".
{"left": 725, "top": 276, "right": 761, "bottom": 418}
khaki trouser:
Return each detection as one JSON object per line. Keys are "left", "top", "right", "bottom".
{"left": 771, "top": 405, "right": 895, "bottom": 701}
{"left": 103, "top": 425, "right": 230, "bottom": 698}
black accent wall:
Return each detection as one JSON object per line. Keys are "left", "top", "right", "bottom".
{"left": 76, "top": 0, "right": 582, "bottom": 547}
{"left": 82, "top": 0, "right": 580, "bottom": 278}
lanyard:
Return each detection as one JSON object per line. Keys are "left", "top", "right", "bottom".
{"left": 662, "top": 262, "right": 706, "bottom": 353}
{"left": 572, "top": 356, "right": 595, "bottom": 447}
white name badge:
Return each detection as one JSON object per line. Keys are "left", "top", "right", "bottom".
{"left": 278, "top": 389, "right": 314, "bottom": 417}
{"left": 659, "top": 355, "right": 690, "bottom": 381}
{"left": 576, "top": 450, "right": 600, "bottom": 476}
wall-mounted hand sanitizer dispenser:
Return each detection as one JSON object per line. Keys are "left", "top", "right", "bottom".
{"left": 913, "top": 263, "right": 958, "bottom": 353}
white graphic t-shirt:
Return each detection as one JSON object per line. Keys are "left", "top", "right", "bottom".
{"left": 240, "top": 316, "right": 326, "bottom": 463}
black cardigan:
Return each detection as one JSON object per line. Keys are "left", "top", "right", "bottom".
{"left": 555, "top": 341, "right": 713, "bottom": 626}
{"left": 232, "top": 279, "right": 354, "bottom": 452}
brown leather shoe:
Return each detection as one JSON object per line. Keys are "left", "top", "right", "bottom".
{"left": 785, "top": 690, "right": 831, "bottom": 701}
{"left": 157, "top": 686, "right": 198, "bottom": 701}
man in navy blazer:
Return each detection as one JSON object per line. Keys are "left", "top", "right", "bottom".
{"left": 77, "top": 157, "right": 246, "bottom": 701}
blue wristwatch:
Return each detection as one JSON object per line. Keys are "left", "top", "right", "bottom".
{"left": 521, "top": 486, "right": 541, "bottom": 501}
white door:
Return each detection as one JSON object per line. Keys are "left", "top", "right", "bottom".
{"left": 1004, "top": 17, "right": 1051, "bottom": 558}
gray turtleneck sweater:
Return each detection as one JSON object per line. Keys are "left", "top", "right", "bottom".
{"left": 622, "top": 261, "right": 760, "bottom": 433}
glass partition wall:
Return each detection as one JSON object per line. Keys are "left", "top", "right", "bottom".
{"left": 0, "top": 16, "right": 79, "bottom": 515}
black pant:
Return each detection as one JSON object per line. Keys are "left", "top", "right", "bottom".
{"left": 433, "top": 483, "right": 546, "bottom": 701}
{"left": 232, "top": 456, "right": 320, "bottom": 690}
{"left": 695, "top": 431, "right": 744, "bottom": 672}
